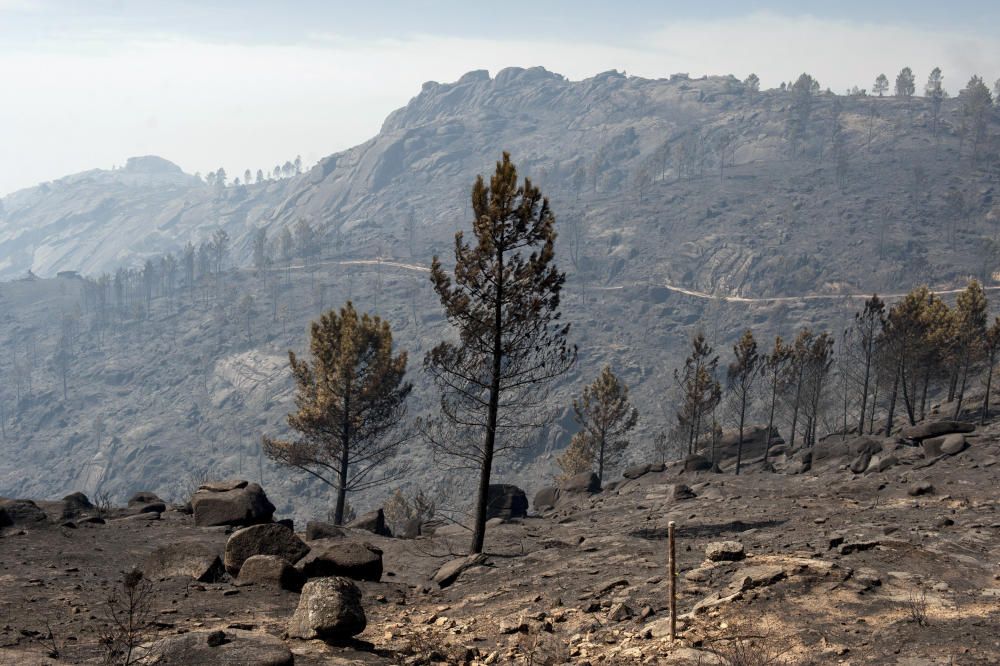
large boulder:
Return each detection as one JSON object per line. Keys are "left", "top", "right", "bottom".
{"left": 288, "top": 577, "right": 366, "bottom": 640}
{"left": 486, "top": 484, "right": 528, "bottom": 520}
{"left": 346, "top": 508, "right": 392, "bottom": 537}
{"left": 143, "top": 542, "right": 225, "bottom": 582}
{"left": 60, "top": 492, "right": 93, "bottom": 518}
{"left": 237, "top": 555, "right": 304, "bottom": 591}
{"left": 191, "top": 480, "right": 275, "bottom": 527}
{"left": 306, "top": 520, "right": 346, "bottom": 541}
{"left": 433, "top": 553, "right": 487, "bottom": 588}
{"left": 127, "top": 491, "right": 162, "bottom": 507}
{"left": 0, "top": 506, "right": 11, "bottom": 528}
{"left": 850, "top": 451, "right": 872, "bottom": 474}
{"left": 683, "top": 454, "right": 713, "bottom": 473}
{"left": 622, "top": 464, "right": 652, "bottom": 480}
{"left": 715, "top": 426, "right": 781, "bottom": 461}
{"left": 560, "top": 472, "right": 601, "bottom": 493}
{"left": 901, "top": 421, "right": 975, "bottom": 441}
{"left": 533, "top": 486, "right": 560, "bottom": 511}
{"left": 940, "top": 433, "right": 968, "bottom": 455}
{"left": 297, "top": 541, "right": 383, "bottom": 581}
{"left": 0, "top": 499, "right": 48, "bottom": 525}
{"left": 705, "top": 541, "right": 745, "bottom": 562}
{"left": 154, "top": 629, "right": 293, "bottom": 665}
{"left": 224, "top": 523, "right": 310, "bottom": 576}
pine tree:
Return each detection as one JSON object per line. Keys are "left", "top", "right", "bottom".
{"left": 952, "top": 279, "right": 988, "bottom": 417}
{"left": 873, "top": 74, "right": 889, "bottom": 97}
{"left": 744, "top": 73, "right": 760, "bottom": 101}
{"left": 925, "top": 68, "right": 945, "bottom": 141}
{"left": 960, "top": 76, "right": 994, "bottom": 160}
{"left": 557, "top": 431, "right": 595, "bottom": 479}
{"left": 424, "top": 152, "right": 576, "bottom": 554}
{"left": 263, "top": 302, "right": 412, "bottom": 524}
{"left": 895, "top": 67, "right": 916, "bottom": 99}
{"left": 762, "top": 336, "right": 791, "bottom": 468}
{"left": 674, "top": 332, "right": 721, "bottom": 456}
{"left": 253, "top": 228, "right": 269, "bottom": 277}
{"left": 570, "top": 365, "right": 638, "bottom": 483}
{"left": 854, "top": 295, "right": 885, "bottom": 434}
{"left": 980, "top": 317, "right": 1000, "bottom": 424}
{"left": 727, "top": 329, "right": 761, "bottom": 474}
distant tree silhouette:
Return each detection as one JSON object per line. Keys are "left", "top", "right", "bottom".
{"left": 873, "top": 73, "right": 889, "bottom": 97}
{"left": 727, "top": 329, "right": 761, "bottom": 474}
{"left": 925, "top": 67, "right": 946, "bottom": 141}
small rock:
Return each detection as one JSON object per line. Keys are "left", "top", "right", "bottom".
{"left": 908, "top": 482, "right": 934, "bottom": 497}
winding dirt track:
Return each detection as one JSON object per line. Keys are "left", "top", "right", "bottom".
{"left": 279, "top": 257, "right": 999, "bottom": 304}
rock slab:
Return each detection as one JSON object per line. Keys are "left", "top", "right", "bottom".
{"left": 154, "top": 629, "right": 293, "bottom": 665}
{"left": 224, "top": 523, "right": 309, "bottom": 576}
{"left": 191, "top": 481, "right": 275, "bottom": 527}
{"left": 297, "top": 541, "right": 383, "bottom": 581}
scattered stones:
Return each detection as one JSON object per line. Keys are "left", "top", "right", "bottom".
{"left": 154, "top": 629, "right": 293, "bottom": 665}
{"left": 297, "top": 541, "right": 383, "bottom": 581}
{"left": 287, "top": 577, "right": 366, "bottom": 640}
{"left": 236, "top": 555, "right": 304, "bottom": 591}
{"left": 191, "top": 481, "right": 275, "bottom": 527}
{"left": 705, "top": 541, "right": 745, "bottom": 562}
{"left": 433, "top": 553, "right": 487, "bottom": 588}
{"left": 608, "top": 602, "right": 633, "bottom": 621}
{"left": 346, "top": 508, "right": 392, "bottom": 536}
{"left": 224, "top": 523, "right": 309, "bottom": 576}
{"left": 485, "top": 484, "right": 528, "bottom": 520}
{"left": 143, "top": 542, "right": 225, "bottom": 582}
{"left": 731, "top": 565, "right": 786, "bottom": 591}
{"left": 305, "top": 520, "right": 345, "bottom": 541}
{"left": 908, "top": 482, "right": 935, "bottom": 497}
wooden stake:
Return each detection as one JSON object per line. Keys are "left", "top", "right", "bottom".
{"left": 668, "top": 520, "right": 677, "bottom": 641}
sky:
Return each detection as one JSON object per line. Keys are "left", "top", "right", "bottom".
{"left": 1, "top": 0, "right": 999, "bottom": 197}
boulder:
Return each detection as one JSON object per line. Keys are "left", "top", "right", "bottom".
{"left": 908, "top": 481, "right": 935, "bottom": 496}
{"left": 901, "top": 421, "right": 975, "bottom": 441}
{"left": 705, "top": 541, "right": 745, "bottom": 562}
{"left": 396, "top": 518, "right": 422, "bottom": 539}
{"left": 433, "top": 553, "right": 487, "bottom": 588}
{"left": 486, "top": 484, "right": 528, "bottom": 520}
{"left": 731, "top": 565, "right": 786, "bottom": 591}
{"left": 143, "top": 542, "right": 225, "bottom": 582}
{"left": 849, "top": 451, "right": 872, "bottom": 474}
{"left": 622, "top": 464, "right": 652, "bottom": 480}
{"left": 237, "top": 555, "right": 304, "bottom": 591}
{"left": 224, "top": 523, "right": 310, "bottom": 576}
{"left": 346, "top": 508, "right": 392, "bottom": 537}
{"left": 812, "top": 438, "right": 849, "bottom": 462}
{"left": 940, "top": 433, "right": 968, "bottom": 455}
{"left": 670, "top": 484, "right": 697, "bottom": 501}
{"left": 127, "top": 491, "right": 162, "bottom": 507}
{"left": 133, "top": 502, "right": 166, "bottom": 515}
{"left": 874, "top": 455, "right": 898, "bottom": 473}
{"left": 922, "top": 436, "right": 946, "bottom": 458}
{"left": 306, "top": 520, "right": 346, "bottom": 541}
{"left": 191, "top": 481, "right": 274, "bottom": 527}
{"left": 715, "top": 426, "right": 781, "bottom": 461}
{"left": 0, "top": 499, "right": 48, "bottom": 524}
{"left": 199, "top": 479, "right": 248, "bottom": 492}
{"left": 533, "top": 486, "right": 560, "bottom": 511}
{"left": 683, "top": 454, "right": 713, "bottom": 473}
{"left": 848, "top": 437, "right": 883, "bottom": 457}
{"left": 560, "top": 472, "right": 601, "bottom": 494}
{"left": 297, "top": 541, "right": 383, "bottom": 581}
{"left": 287, "top": 577, "right": 366, "bottom": 640}
{"left": 154, "top": 629, "right": 293, "bottom": 666}
{"left": 60, "top": 492, "right": 93, "bottom": 517}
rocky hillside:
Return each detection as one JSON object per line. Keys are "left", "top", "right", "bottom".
{"left": 1, "top": 67, "right": 999, "bottom": 519}
{"left": 1, "top": 417, "right": 998, "bottom": 664}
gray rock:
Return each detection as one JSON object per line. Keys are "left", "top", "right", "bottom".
{"left": 433, "top": 553, "right": 487, "bottom": 588}
{"left": 306, "top": 520, "right": 346, "bottom": 541}
{"left": 850, "top": 451, "right": 872, "bottom": 474}
{"left": 486, "top": 484, "right": 528, "bottom": 520}
{"left": 143, "top": 541, "right": 225, "bottom": 582}
{"left": 683, "top": 454, "right": 714, "bottom": 473}
{"left": 60, "top": 492, "right": 93, "bottom": 517}
{"left": 297, "top": 541, "right": 383, "bottom": 581}
{"left": 127, "top": 491, "right": 162, "bottom": 507}
{"left": 0, "top": 499, "right": 48, "bottom": 525}
{"left": 199, "top": 479, "right": 249, "bottom": 492}
{"left": 153, "top": 629, "right": 293, "bottom": 665}
{"left": 346, "top": 508, "right": 392, "bottom": 537}
{"left": 908, "top": 481, "right": 935, "bottom": 496}
{"left": 224, "top": 523, "right": 310, "bottom": 576}
{"left": 0, "top": 506, "right": 10, "bottom": 528}
{"left": 560, "top": 471, "right": 601, "bottom": 493}
{"left": 623, "top": 464, "right": 652, "bottom": 480}
{"left": 731, "top": 565, "right": 786, "bottom": 591}
{"left": 670, "top": 484, "right": 697, "bottom": 501}
{"left": 940, "top": 433, "right": 967, "bottom": 455}
{"left": 396, "top": 517, "right": 422, "bottom": 539}
{"left": 133, "top": 502, "right": 166, "bottom": 515}
{"left": 838, "top": 540, "right": 879, "bottom": 555}
{"left": 287, "top": 577, "right": 366, "bottom": 640}
{"left": 901, "top": 421, "right": 975, "bottom": 441}
{"left": 533, "top": 486, "right": 560, "bottom": 511}
{"left": 237, "top": 555, "right": 304, "bottom": 591}
{"left": 705, "top": 541, "right": 745, "bottom": 562}
{"left": 191, "top": 481, "right": 274, "bottom": 527}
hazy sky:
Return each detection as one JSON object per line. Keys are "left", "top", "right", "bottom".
{"left": 2, "top": 0, "right": 999, "bottom": 196}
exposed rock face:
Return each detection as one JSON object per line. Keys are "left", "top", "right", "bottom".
{"left": 705, "top": 541, "right": 745, "bottom": 562}
{"left": 191, "top": 481, "right": 275, "bottom": 527}
{"left": 715, "top": 426, "right": 781, "bottom": 461}
{"left": 143, "top": 542, "right": 225, "bottom": 582}
{"left": 306, "top": 520, "right": 346, "bottom": 541}
{"left": 901, "top": 421, "right": 975, "bottom": 441}
{"left": 236, "top": 555, "right": 304, "bottom": 591}
{"left": 154, "top": 629, "right": 294, "bottom": 665}
{"left": 433, "top": 553, "right": 487, "bottom": 588}
{"left": 287, "top": 577, "right": 366, "bottom": 640}
{"left": 297, "top": 541, "right": 383, "bottom": 582}
{"left": 346, "top": 508, "right": 392, "bottom": 536}
{"left": 0, "top": 499, "right": 48, "bottom": 524}
{"left": 224, "top": 523, "right": 310, "bottom": 576}
{"left": 486, "top": 484, "right": 528, "bottom": 520}
{"left": 560, "top": 472, "right": 601, "bottom": 494}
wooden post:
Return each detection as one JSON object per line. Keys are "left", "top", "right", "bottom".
{"left": 668, "top": 520, "right": 677, "bottom": 640}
